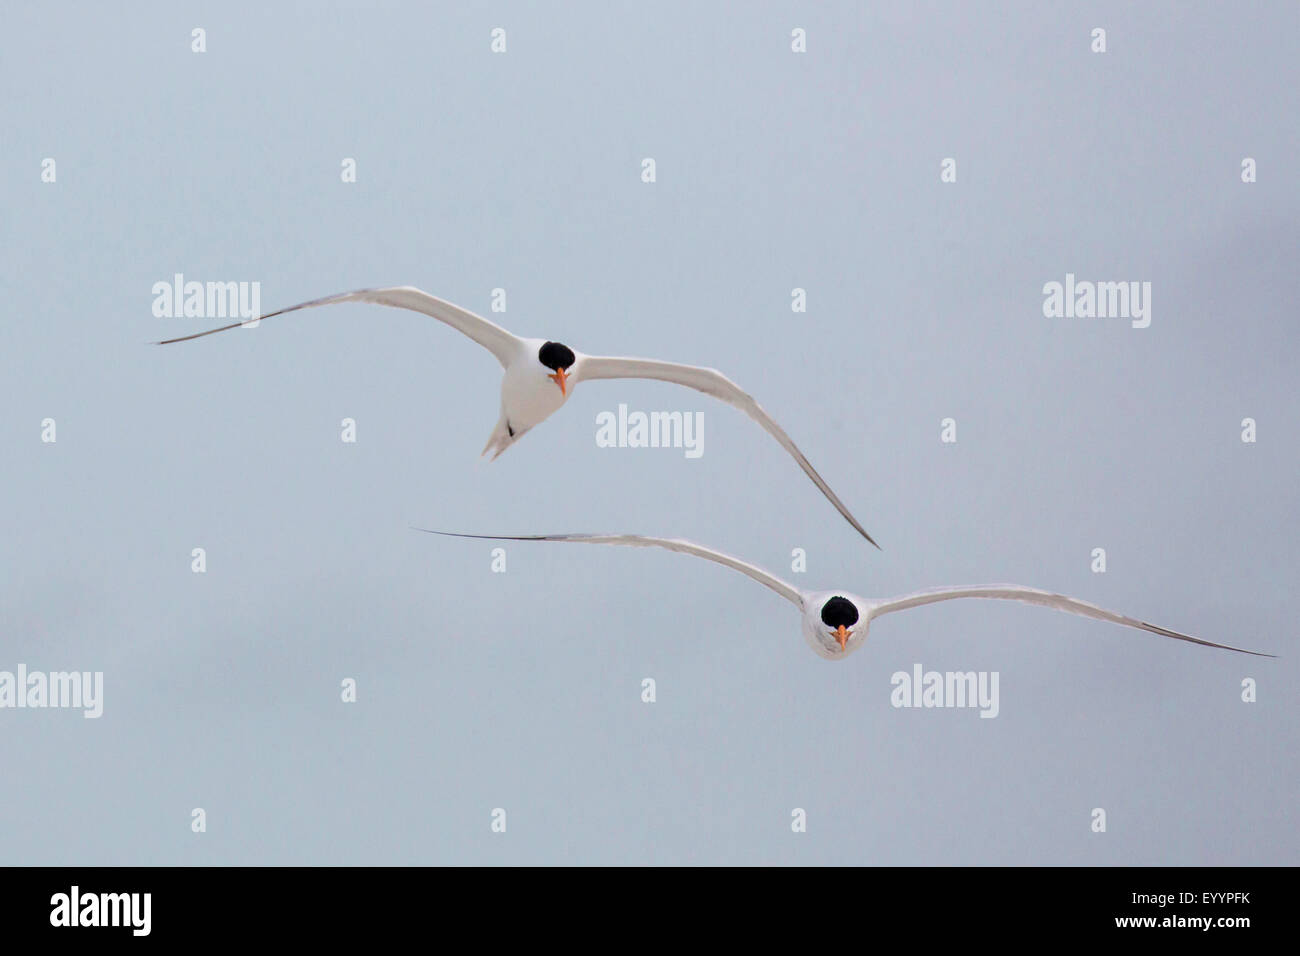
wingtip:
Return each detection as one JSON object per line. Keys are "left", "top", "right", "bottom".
{"left": 410, "top": 528, "right": 484, "bottom": 541}
{"left": 846, "top": 517, "right": 881, "bottom": 550}
{"left": 1209, "top": 641, "right": 1275, "bottom": 658}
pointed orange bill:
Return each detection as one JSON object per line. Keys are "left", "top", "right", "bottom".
{"left": 549, "top": 367, "right": 568, "bottom": 396}
{"left": 835, "top": 625, "right": 851, "bottom": 650}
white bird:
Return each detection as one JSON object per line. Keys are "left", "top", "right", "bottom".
{"left": 158, "top": 287, "right": 878, "bottom": 547}
{"left": 418, "top": 530, "right": 1274, "bottom": 660}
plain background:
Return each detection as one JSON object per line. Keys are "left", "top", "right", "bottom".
{"left": 2, "top": 1, "right": 1296, "bottom": 865}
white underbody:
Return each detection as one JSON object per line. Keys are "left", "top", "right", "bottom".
{"left": 501, "top": 344, "right": 568, "bottom": 430}
{"left": 482, "top": 339, "right": 572, "bottom": 458}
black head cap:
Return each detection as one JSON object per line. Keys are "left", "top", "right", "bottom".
{"left": 820, "top": 596, "right": 859, "bottom": 628}
{"left": 538, "top": 342, "right": 575, "bottom": 371}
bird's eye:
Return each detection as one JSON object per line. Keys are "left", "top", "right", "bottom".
{"left": 820, "top": 596, "right": 859, "bottom": 628}
{"left": 539, "top": 341, "right": 575, "bottom": 371}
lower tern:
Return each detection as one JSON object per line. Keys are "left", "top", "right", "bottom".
{"left": 419, "top": 531, "right": 1274, "bottom": 661}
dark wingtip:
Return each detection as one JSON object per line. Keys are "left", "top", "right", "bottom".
{"left": 1206, "top": 641, "right": 1275, "bottom": 658}
{"left": 410, "top": 528, "right": 501, "bottom": 541}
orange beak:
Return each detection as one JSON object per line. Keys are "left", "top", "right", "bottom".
{"left": 549, "top": 366, "right": 568, "bottom": 396}
{"left": 834, "top": 625, "right": 851, "bottom": 650}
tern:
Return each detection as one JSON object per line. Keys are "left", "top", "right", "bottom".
{"left": 158, "top": 287, "right": 878, "bottom": 546}
{"left": 418, "top": 530, "right": 1274, "bottom": 660}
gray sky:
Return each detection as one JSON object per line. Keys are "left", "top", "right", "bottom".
{"left": 2, "top": 1, "right": 1296, "bottom": 864}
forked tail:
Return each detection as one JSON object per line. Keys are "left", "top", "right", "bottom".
{"left": 480, "top": 415, "right": 527, "bottom": 461}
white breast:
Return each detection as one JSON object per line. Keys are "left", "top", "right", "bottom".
{"left": 500, "top": 352, "right": 568, "bottom": 430}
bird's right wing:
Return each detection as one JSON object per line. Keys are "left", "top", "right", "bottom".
{"left": 417, "top": 530, "right": 806, "bottom": 609}
{"left": 869, "top": 585, "right": 1274, "bottom": 657}
{"left": 156, "top": 286, "right": 522, "bottom": 367}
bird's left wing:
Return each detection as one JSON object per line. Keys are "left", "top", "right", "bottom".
{"left": 572, "top": 355, "right": 878, "bottom": 548}
{"left": 416, "top": 530, "right": 806, "bottom": 609}
{"left": 869, "top": 585, "right": 1274, "bottom": 656}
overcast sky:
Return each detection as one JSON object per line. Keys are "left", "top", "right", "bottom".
{"left": 2, "top": 1, "right": 1296, "bottom": 864}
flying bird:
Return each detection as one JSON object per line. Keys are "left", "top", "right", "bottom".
{"left": 158, "top": 287, "right": 878, "bottom": 547}
{"left": 417, "top": 530, "right": 1274, "bottom": 661}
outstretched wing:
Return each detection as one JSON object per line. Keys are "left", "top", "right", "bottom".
{"left": 573, "top": 355, "right": 877, "bottom": 548}
{"left": 870, "top": 585, "right": 1274, "bottom": 657}
{"left": 157, "top": 286, "right": 521, "bottom": 367}
{"left": 416, "top": 529, "right": 806, "bottom": 609}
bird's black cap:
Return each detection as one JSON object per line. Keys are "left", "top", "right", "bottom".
{"left": 820, "top": 596, "right": 859, "bottom": 628}
{"left": 538, "top": 342, "right": 575, "bottom": 371}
